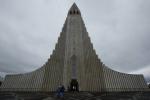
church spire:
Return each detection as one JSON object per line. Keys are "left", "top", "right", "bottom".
{"left": 68, "top": 3, "right": 81, "bottom": 15}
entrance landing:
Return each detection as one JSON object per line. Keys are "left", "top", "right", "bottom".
{"left": 0, "top": 92, "right": 150, "bottom": 100}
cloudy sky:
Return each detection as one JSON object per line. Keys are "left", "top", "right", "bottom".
{"left": 0, "top": 0, "right": 150, "bottom": 81}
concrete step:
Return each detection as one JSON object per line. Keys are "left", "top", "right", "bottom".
{"left": 0, "top": 92, "right": 150, "bottom": 100}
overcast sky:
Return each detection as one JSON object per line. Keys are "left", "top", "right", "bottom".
{"left": 0, "top": 0, "right": 150, "bottom": 80}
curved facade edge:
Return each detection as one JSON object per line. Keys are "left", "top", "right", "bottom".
{"left": 102, "top": 65, "right": 149, "bottom": 92}
{"left": 0, "top": 66, "right": 45, "bottom": 91}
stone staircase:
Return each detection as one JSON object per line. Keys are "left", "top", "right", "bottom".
{"left": 0, "top": 92, "right": 150, "bottom": 100}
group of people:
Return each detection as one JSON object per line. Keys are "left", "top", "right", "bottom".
{"left": 56, "top": 83, "right": 78, "bottom": 98}
{"left": 56, "top": 85, "right": 65, "bottom": 98}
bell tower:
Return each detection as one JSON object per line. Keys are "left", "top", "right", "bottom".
{"left": 62, "top": 3, "right": 86, "bottom": 91}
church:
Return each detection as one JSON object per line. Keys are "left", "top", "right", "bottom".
{"left": 0, "top": 3, "right": 148, "bottom": 92}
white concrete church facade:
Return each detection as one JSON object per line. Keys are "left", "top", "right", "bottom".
{"left": 0, "top": 3, "right": 149, "bottom": 92}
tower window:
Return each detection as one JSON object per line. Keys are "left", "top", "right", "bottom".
{"left": 70, "top": 11, "right": 72, "bottom": 15}
{"left": 76, "top": 11, "right": 79, "bottom": 14}
{"left": 73, "top": 10, "right": 76, "bottom": 14}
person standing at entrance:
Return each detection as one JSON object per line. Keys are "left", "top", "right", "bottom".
{"left": 60, "top": 85, "right": 65, "bottom": 97}
{"left": 56, "top": 85, "right": 65, "bottom": 98}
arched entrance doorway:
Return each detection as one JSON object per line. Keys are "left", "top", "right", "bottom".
{"left": 69, "top": 55, "right": 79, "bottom": 91}
{"left": 69, "top": 79, "right": 79, "bottom": 91}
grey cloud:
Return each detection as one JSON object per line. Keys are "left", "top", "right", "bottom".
{"left": 80, "top": 0, "right": 150, "bottom": 73}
